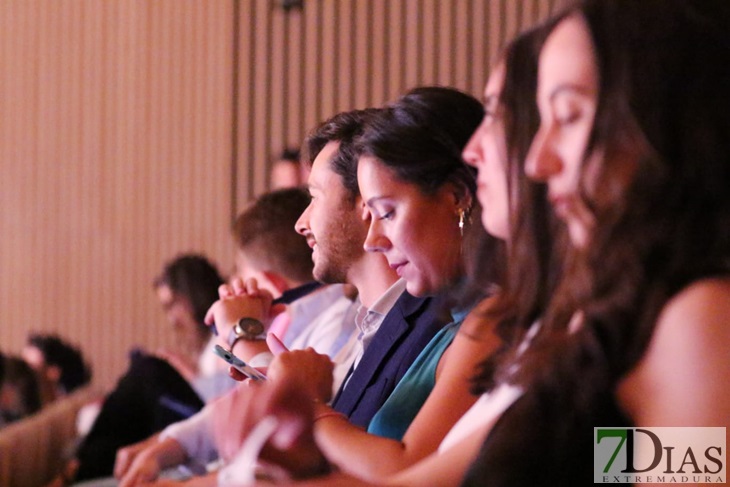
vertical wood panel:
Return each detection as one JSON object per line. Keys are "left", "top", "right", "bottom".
{"left": 301, "top": 0, "right": 320, "bottom": 136}
{"left": 269, "top": 7, "right": 286, "bottom": 182}
{"left": 0, "top": 0, "right": 233, "bottom": 388}
{"left": 236, "top": 0, "right": 252, "bottom": 209}
{"left": 367, "top": 0, "right": 390, "bottom": 106}
{"left": 339, "top": 2, "right": 355, "bottom": 113}
{"left": 319, "top": 1, "right": 337, "bottom": 121}
{"left": 254, "top": 0, "right": 273, "bottom": 196}
{"left": 437, "top": 0, "right": 453, "bottom": 86}
{"left": 451, "top": 1, "right": 474, "bottom": 89}
{"left": 386, "top": 0, "right": 405, "bottom": 101}
{"left": 402, "top": 0, "right": 419, "bottom": 91}
{"left": 421, "top": 1, "right": 438, "bottom": 84}
{"left": 469, "top": 0, "right": 490, "bottom": 90}
{"left": 350, "top": 2, "right": 362, "bottom": 110}
{"left": 284, "top": 8, "right": 304, "bottom": 149}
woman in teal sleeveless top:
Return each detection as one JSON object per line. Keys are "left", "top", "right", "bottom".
{"left": 367, "top": 309, "right": 470, "bottom": 440}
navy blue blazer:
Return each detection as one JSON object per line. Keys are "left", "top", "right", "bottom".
{"left": 332, "top": 291, "right": 448, "bottom": 429}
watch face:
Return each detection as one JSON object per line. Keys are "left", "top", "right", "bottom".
{"left": 238, "top": 318, "right": 264, "bottom": 336}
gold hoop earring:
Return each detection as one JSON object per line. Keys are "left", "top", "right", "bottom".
{"left": 458, "top": 208, "right": 466, "bottom": 237}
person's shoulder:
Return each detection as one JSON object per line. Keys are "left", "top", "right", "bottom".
{"left": 672, "top": 275, "right": 730, "bottom": 301}
{"left": 457, "top": 295, "right": 502, "bottom": 340}
{"left": 647, "top": 276, "right": 730, "bottom": 360}
{"left": 619, "top": 276, "right": 730, "bottom": 425}
{"left": 657, "top": 276, "right": 730, "bottom": 337}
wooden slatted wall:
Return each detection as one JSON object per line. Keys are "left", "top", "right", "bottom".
{"left": 0, "top": 0, "right": 559, "bottom": 389}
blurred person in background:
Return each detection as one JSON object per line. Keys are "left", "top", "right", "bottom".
{"left": 22, "top": 332, "right": 91, "bottom": 404}
{"left": 72, "top": 254, "right": 226, "bottom": 482}
{"left": 270, "top": 147, "right": 306, "bottom": 190}
{"left": 0, "top": 353, "right": 43, "bottom": 427}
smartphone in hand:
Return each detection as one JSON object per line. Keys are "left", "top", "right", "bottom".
{"left": 213, "top": 344, "right": 267, "bottom": 381}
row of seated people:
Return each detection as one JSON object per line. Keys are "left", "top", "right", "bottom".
{"left": 2, "top": 138, "right": 309, "bottom": 485}
{"left": 66, "top": 186, "right": 357, "bottom": 482}
{"left": 0, "top": 334, "right": 91, "bottom": 486}
{"left": 67, "top": 173, "right": 446, "bottom": 484}
{"left": 41, "top": 0, "right": 730, "bottom": 485}
{"left": 0, "top": 333, "right": 90, "bottom": 429}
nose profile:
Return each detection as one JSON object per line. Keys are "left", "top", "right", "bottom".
{"left": 525, "top": 126, "right": 562, "bottom": 181}
{"left": 295, "top": 205, "right": 311, "bottom": 236}
{"left": 363, "top": 219, "right": 390, "bottom": 253}
{"left": 462, "top": 123, "right": 484, "bottom": 169}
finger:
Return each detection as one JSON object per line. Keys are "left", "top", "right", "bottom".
{"left": 267, "top": 333, "right": 289, "bottom": 355}
{"left": 231, "top": 277, "right": 246, "bottom": 295}
{"left": 266, "top": 378, "right": 316, "bottom": 448}
{"left": 245, "top": 277, "right": 260, "bottom": 295}
{"left": 271, "top": 415, "right": 307, "bottom": 450}
{"left": 118, "top": 469, "right": 136, "bottom": 487}
{"left": 218, "top": 283, "right": 234, "bottom": 298}
{"left": 114, "top": 451, "right": 130, "bottom": 479}
{"left": 204, "top": 303, "right": 216, "bottom": 325}
{"left": 228, "top": 366, "right": 248, "bottom": 381}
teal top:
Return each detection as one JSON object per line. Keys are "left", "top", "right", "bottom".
{"left": 366, "top": 308, "right": 469, "bottom": 441}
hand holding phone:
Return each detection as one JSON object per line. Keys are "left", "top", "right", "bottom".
{"left": 213, "top": 344, "right": 267, "bottom": 381}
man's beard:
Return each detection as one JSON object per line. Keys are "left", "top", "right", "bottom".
{"left": 312, "top": 216, "right": 365, "bottom": 284}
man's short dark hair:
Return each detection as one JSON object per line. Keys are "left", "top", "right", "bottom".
{"left": 304, "top": 108, "right": 381, "bottom": 202}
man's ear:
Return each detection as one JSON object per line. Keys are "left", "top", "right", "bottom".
{"left": 46, "top": 364, "right": 62, "bottom": 384}
{"left": 360, "top": 202, "right": 371, "bottom": 222}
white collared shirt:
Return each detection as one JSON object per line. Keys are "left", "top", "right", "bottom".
{"left": 341, "top": 279, "right": 407, "bottom": 390}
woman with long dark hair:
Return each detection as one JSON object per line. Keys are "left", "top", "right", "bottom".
{"left": 464, "top": 1, "right": 730, "bottom": 484}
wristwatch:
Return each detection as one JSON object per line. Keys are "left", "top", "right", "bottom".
{"left": 227, "top": 317, "right": 267, "bottom": 348}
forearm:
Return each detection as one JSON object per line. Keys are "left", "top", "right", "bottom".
{"left": 257, "top": 472, "right": 382, "bottom": 487}
{"left": 384, "top": 425, "right": 491, "bottom": 487}
{"left": 160, "top": 405, "right": 219, "bottom": 464}
{"left": 146, "top": 437, "right": 190, "bottom": 471}
{"left": 179, "top": 471, "right": 218, "bottom": 487}
{"left": 315, "top": 331, "right": 489, "bottom": 482}
{"left": 313, "top": 406, "right": 413, "bottom": 482}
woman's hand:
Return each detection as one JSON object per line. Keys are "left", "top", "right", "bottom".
{"left": 267, "top": 348, "right": 334, "bottom": 404}
{"left": 211, "top": 373, "right": 329, "bottom": 480}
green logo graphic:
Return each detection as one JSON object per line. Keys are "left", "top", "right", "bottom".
{"left": 594, "top": 427, "right": 725, "bottom": 484}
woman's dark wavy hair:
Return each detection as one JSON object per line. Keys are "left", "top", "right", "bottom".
{"left": 468, "top": 24, "right": 566, "bottom": 394}
{"left": 463, "top": 2, "right": 730, "bottom": 484}
{"left": 304, "top": 108, "right": 382, "bottom": 204}
{"left": 356, "top": 86, "right": 483, "bottom": 199}
{"left": 153, "top": 254, "right": 225, "bottom": 332}
{"left": 513, "top": 0, "right": 730, "bottom": 414}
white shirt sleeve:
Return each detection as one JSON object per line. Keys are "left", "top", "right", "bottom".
{"left": 159, "top": 403, "right": 219, "bottom": 464}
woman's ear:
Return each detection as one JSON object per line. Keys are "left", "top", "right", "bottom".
{"left": 451, "top": 183, "right": 474, "bottom": 215}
